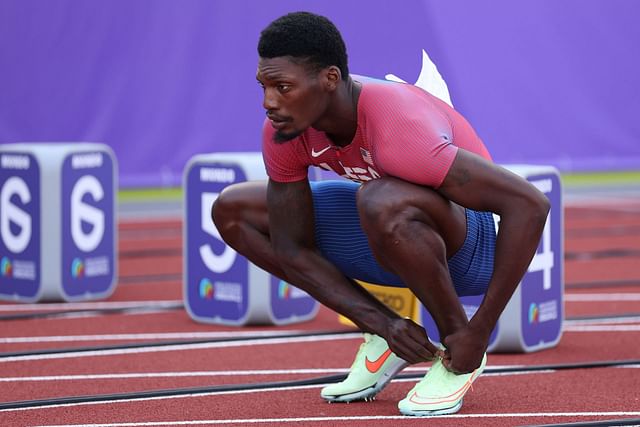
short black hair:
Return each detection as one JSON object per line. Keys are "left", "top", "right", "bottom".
{"left": 258, "top": 12, "right": 349, "bottom": 80}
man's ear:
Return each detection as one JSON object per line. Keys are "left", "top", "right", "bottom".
{"left": 325, "top": 66, "right": 341, "bottom": 91}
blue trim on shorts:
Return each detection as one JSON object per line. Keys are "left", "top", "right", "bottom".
{"left": 310, "top": 180, "right": 496, "bottom": 297}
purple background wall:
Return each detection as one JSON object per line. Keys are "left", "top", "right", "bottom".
{"left": 1, "top": 0, "right": 639, "bottom": 187}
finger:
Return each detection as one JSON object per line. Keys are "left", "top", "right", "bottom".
{"left": 409, "top": 338, "right": 438, "bottom": 361}
{"left": 405, "top": 325, "right": 440, "bottom": 359}
{"left": 441, "top": 357, "right": 451, "bottom": 370}
{"left": 446, "top": 358, "right": 474, "bottom": 375}
{"left": 442, "top": 355, "right": 465, "bottom": 374}
{"left": 393, "top": 338, "right": 434, "bottom": 364}
{"left": 442, "top": 347, "right": 451, "bottom": 359}
{"left": 412, "top": 331, "right": 441, "bottom": 359}
{"left": 404, "top": 342, "right": 433, "bottom": 364}
{"left": 387, "top": 339, "right": 420, "bottom": 365}
{"left": 440, "top": 348, "right": 461, "bottom": 372}
{"left": 393, "top": 345, "right": 424, "bottom": 365}
{"left": 424, "top": 339, "right": 442, "bottom": 358}
{"left": 446, "top": 364, "right": 464, "bottom": 374}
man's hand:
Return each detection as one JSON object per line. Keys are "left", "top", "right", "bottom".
{"left": 441, "top": 325, "right": 489, "bottom": 374}
{"left": 384, "top": 317, "right": 444, "bottom": 364}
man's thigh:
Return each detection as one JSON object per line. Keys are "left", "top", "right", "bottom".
{"left": 310, "top": 180, "right": 497, "bottom": 296}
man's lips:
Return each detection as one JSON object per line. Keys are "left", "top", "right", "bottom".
{"left": 268, "top": 115, "right": 290, "bottom": 130}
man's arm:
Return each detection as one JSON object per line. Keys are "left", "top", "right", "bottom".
{"left": 437, "top": 149, "right": 550, "bottom": 372}
{"left": 267, "top": 178, "right": 441, "bottom": 363}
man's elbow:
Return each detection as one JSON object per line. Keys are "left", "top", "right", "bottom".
{"left": 528, "top": 190, "right": 551, "bottom": 232}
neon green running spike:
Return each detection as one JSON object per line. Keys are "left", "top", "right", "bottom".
{"left": 321, "top": 333, "right": 408, "bottom": 403}
{"left": 398, "top": 352, "right": 487, "bottom": 416}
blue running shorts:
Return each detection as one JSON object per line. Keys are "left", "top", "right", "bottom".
{"left": 310, "top": 180, "right": 496, "bottom": 297}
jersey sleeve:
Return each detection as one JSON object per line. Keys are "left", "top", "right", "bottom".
{"left": 367, "top": 86, "right": 459, "bottom": 188}
{"left": 261, "top": 119, "right": 309, "bottom": 183}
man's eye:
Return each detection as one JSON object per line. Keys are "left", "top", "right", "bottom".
{"left": 278, "top": 84, "right": 291, "bottom": 92}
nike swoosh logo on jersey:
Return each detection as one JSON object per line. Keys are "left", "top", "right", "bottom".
{"left": 311, "top": 146, "right": 331, "bottom": 157}
{"left": 365, "top": 349, "right": 393, "bottom": 373}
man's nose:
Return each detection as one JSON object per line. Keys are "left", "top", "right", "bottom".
{"left": 262, "top": 88, "right": 279, "bottom": 111}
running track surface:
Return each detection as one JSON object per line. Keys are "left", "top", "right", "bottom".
{"left": 1, "top": 198, "right": 640, "bottom": 427}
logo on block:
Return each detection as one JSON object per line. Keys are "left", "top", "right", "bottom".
{"left": 528, "top": 303, "right": 539, "bottom": 324}
{"left": 1, "top": 256, "right": 12, "bottom": 277}
{"left": 199, "top": 278, "right": 214, "bottom": 300}
{"left": 278, "top": 281, "right": 291, "bottom": 299}
{"left": 71, "top": 258, "right": 85, "bottom": 279}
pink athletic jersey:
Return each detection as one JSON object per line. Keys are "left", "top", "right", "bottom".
{"left": 262, "top": 76, "right": 491, "bottom": 187}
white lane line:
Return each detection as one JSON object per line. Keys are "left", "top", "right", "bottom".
{"left": 0, "top": 300, "right": 183, "bottom": 312}
{"left": 0, "top": 330, "right": 304, "bottom": 343}
{"left": 0, "top": 370, "right": 613, "bottom": 414}
{"left": 565, "top": 293, "right": 640, "bottom": 302}
{"left": 565, "top": 316, "right": 640, "bottom": 325}
{"left": 0, "top": 369, "right": 350, "bottom": 382}
{"left": 0, "top": 333, "right": 363, "bottom": 363}
{"left": 0, "top": 383, "right": 330, "bottom": 412}
{"left": 564, "top": 324, "right": 640, "bottom": 332}
{"left": 29, "top": 412, "right": 640, "bottom": 426}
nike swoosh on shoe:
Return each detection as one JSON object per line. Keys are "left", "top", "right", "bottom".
{"left": 365, "top": 349, "right": 393, "bottom": 373}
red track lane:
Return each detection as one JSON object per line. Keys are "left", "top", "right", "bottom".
{"left": 0, "top": 304, "right": 351, "bottom": 344}
{"left": 119, "top": 255, "right": 181, "bottom": 276}
{"left": 2, "top": 282, "right": 635, "bottom": 351}
{"left": 1, "top": 328, "right": 639, "bottom": 402}
{"left": 566, "top": 214, "right": 640, "bottom": 226}
{"left": 0, "top": 307, "right": 635, "bottom": 354}
{"left": 566, "top": 301, "right": 640, "bottom": 317}
{"left": 1, "top": 202, "right": 639, "bottom": 426}
{"left": 118, "top": 219, "right": 181, "bottom": 231}
{"left": 566, "top": 258, "right": 640, "bottom": 282}
{"left": 2, "top": 369, "right": 639, "bottom": 427}
{"left": 104, "top": 280, "right": 182, "bottom": 301}
{"left": 565, "top": 235, "right": 640, "bottom": 252}
{"left": 1, "top": 373, "right": 319, "bottom": 402}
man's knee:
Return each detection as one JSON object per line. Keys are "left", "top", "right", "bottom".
{"left": 211, "top": 185, "right": 241, "bottom": 236}
{"left": 211, "top": 181, "right": 269, "bottom": 241}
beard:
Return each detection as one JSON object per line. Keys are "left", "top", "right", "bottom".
{"left": 273, "top": 129, "right": 303, "bottom": 144}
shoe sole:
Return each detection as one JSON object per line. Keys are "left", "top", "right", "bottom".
{"left": 399, "top": 399, "right": 463, "bottom": 416}
{"left": 322, "top": 359, "right": 408, "bottom": 403}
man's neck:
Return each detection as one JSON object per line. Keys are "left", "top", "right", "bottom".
{"left": 313, "top": 77, "right": 361, "bottom": 147}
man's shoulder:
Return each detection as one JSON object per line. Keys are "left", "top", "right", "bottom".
{"left": 355, "top": 75, "right": 426, "bottom": 107}
{"left": 354, "top": 74, "right": 407, "bottom": 92}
